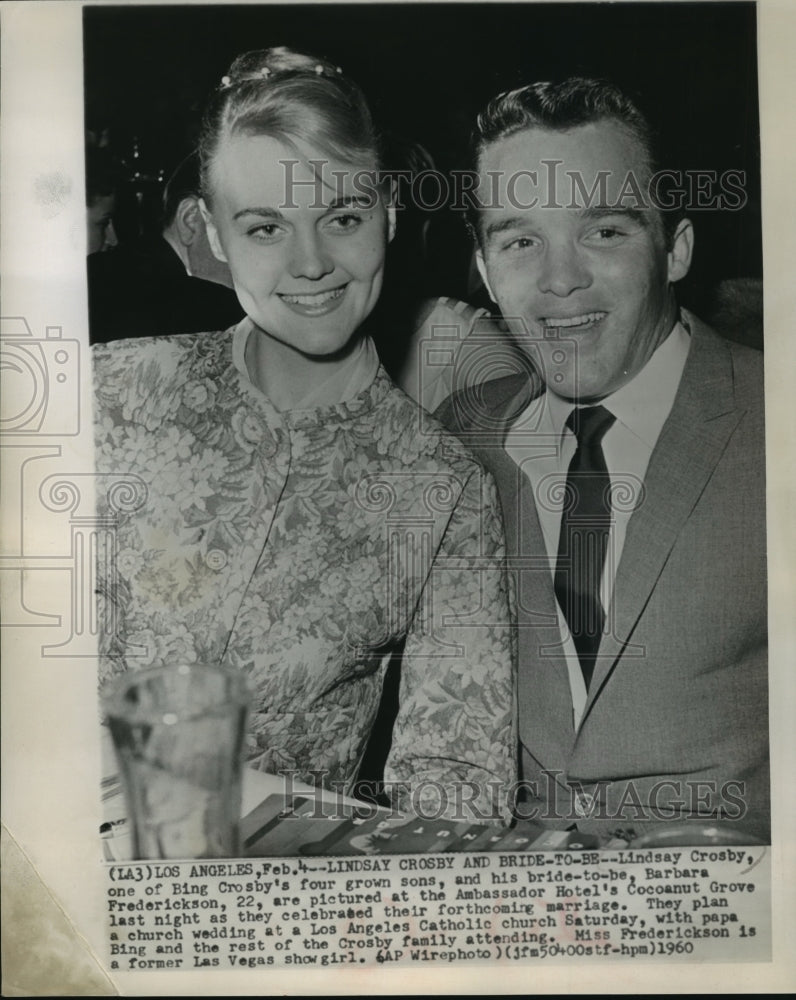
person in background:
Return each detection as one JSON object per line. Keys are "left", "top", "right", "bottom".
{"left": 94, "top": 47, "right": 515, "bottom": 823}
{"left": 85, "top": 145, "right": 119, "bottom": 254}
{"left": 365, "top": 136, "right": 437, "bottom": 377}
{"left": 158, "top": 151, "right": 238, "bottom": 290}
{"left": 88, "top": 151, "right": 243, "bottom": 343}
{"left": 437, "top": 77, "right": 768, "bottom": 843}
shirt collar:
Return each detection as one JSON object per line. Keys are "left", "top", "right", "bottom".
{"left": 544, "top": 320, "right": 691, "bottom": 447}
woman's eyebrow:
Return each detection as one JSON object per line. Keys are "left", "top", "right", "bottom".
{"left": 233, "top": 196, "right": 374, "bottom": 220}
{"left": 325, "top": 194, "right": 376, "bottom": 211}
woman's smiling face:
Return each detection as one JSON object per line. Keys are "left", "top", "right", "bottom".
{"left": 202, "top": 133, "right": 393, "bottom": 359}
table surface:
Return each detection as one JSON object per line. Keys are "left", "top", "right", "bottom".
{"left": 101, "top": 727, "right": 371, "bottom": 861}
{"left": 102, "top": 730, "right": 760, "bottom": 859}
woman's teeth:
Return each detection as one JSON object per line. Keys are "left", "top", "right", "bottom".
{"left": 280, "top": 287, "right": 345, "bottom": 306}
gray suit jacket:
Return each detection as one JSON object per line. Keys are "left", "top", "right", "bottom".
{"left": 437, "top": 312, "right": 769, "bottom": 840}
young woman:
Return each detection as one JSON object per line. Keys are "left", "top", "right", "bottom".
{"left": 94, "top": 48, "right": 514, "bottom": 821}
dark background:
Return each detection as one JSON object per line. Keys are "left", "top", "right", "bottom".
{"left": 84, "top": 1, "right": 762, "bottom": 316}
{"left": 84, "top": 2, "right": 762, "bottom": 794}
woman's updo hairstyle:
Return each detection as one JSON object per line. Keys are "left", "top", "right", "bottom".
{"left": 199, "top": 47, "right": 381, "bottom": 203}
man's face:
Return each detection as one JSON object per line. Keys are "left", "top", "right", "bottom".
{"left": 183, "top": 201, "right": 236, "bottom": 288}
{"left": 476, "top": 121, "right": 692, "bottom": 401}
{"left": 86, "top": 194, "right": 118, "bottom": 255}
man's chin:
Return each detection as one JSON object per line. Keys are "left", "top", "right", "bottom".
{"left": 544, "top": 369, "right": 617, "bottom": 403}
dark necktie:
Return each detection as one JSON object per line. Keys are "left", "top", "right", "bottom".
{"left": 554, "top": 405, "right": 616, "bottom": 689}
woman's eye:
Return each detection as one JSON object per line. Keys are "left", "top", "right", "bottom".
{"left": 327, "top": 212, "right": 363, "bottom": 232}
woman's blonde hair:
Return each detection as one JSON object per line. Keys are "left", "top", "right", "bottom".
{"left": 199, "top": 46, "right": 380, "bottom": 204}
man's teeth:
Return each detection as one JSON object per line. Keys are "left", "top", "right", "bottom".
{"left": 543, "top": 311, "right": 606, "bottom": 328}
{"left": 281, "top": 287, "right": 345, "bottom": 306}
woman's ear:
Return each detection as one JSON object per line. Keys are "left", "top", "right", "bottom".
{"left": 198, "top": 197, "right": 228, "bottom": 263}
{"left": 383, "top": 178, "right": 397, "bottom": 244}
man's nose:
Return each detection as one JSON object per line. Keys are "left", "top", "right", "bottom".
{"left": 103, "top": 220, "right": 119, "bottom": 251}
{"left": 288, "top": 231, "right": 333, "bottom": 280}
{"left": 536, "top": 241, "right": 592, "bottom": 296}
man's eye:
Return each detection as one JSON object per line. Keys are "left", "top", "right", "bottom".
{"left": 588, "top": 226, "right": 626, "bottom": 243}
{"left": 505, "top": 236, "right": 537, "bottom": 250}
{"left": 249, "top": 223, "right": 283, "bottom": 241}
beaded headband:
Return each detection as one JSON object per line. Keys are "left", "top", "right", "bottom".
{"left": 219, "top": 63, "right": 344, "bottom": 91}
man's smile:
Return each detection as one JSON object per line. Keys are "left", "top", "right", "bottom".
{"left": 541, "top": 311, "right": 608, "bottom": 330}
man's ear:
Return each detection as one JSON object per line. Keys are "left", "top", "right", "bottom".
{"left": 386, "top": 203, "right": 397, "bottom": 244}
{"left": 475, "top": 246, "right": 497, "bottom": 303}
{"left": 198, "top": 197, "right": 228, "bottom": 263}
{"left": 667, "top": 217, "right": 694, "bottom": 284}
{"left": 174, "top": 197, "right": 203, "bottom": 247}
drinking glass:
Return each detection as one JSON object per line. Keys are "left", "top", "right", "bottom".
{"left": 104, "top": 663, "right": 250, "bottom": 859}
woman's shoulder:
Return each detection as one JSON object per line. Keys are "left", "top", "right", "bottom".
{"left": 93, "top": 329, "right": 233, "bottom": 379}
{"left": 377, "top": 371, "right": 493, "bottom": 476}
{"left": 93, "top": 329, "right": 229, "bottom": 362}
{"left": 92, "top": 330, "right": 237, "bottom": 426}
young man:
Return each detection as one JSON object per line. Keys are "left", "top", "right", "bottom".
{"left": 438, "top": 78, "right": 769, "bottom": 842}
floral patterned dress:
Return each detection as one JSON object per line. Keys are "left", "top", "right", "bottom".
{"left": 93, "top": 326, "right": 515, "bottom": 818}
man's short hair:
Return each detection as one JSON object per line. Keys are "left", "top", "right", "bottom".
{"left": 469, "top": 77, "right": 683, "bottom": 245}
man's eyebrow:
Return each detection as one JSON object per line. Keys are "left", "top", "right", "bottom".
{"left": 482, "top": 216, "right": 528, "bottom": 240}
{"left": 232, "top": 206, "right": 284, "bottom": 221}
{"left": 577, "top": 206, "right": 651, "bottom": 226}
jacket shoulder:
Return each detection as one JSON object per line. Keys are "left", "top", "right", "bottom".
{"left": 435, "top": 372, "right": 539, "bottom": 437}
{"left": 687, "top": 310, "right": 763, "bottom": 407}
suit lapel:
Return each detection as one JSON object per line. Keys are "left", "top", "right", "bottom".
{"left": 583, "top": 316, "right": 744, "bottom": 711}
{"left": 440, "top": 321, "right": 746, "bottom": 756}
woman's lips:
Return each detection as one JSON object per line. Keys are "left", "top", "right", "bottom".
{"left": 278, "top": 284, "right": 348, "bottom": 315}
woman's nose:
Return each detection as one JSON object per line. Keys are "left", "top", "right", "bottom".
{"left": 288, "top": 231, "right": 334, "bottom": 280}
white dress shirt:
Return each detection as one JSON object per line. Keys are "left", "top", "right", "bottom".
{"left": 505, "top": 322, "right": 691, "bottom": 728}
